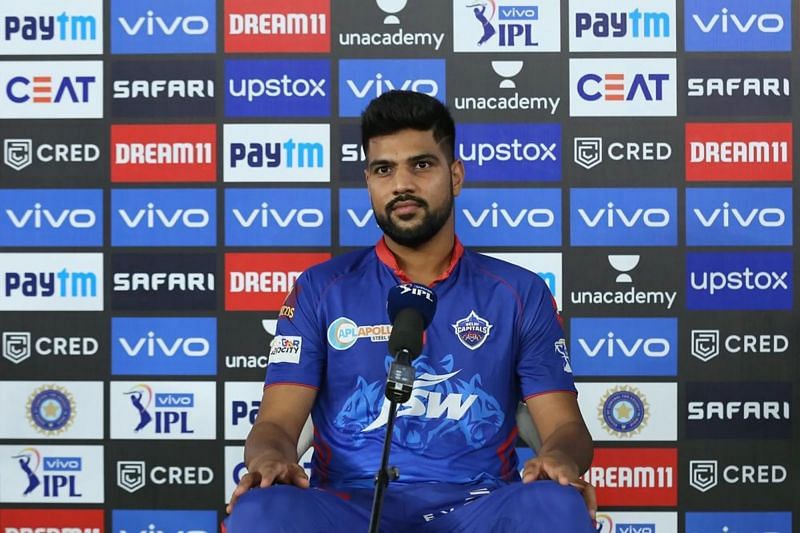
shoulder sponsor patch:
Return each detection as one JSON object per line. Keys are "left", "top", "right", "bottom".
{"left": 268, "top": 335, "right": 302, "bottom": 364}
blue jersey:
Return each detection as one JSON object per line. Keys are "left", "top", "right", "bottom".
{"left": 265, "top": 238, "right": 576, "bottom": 489}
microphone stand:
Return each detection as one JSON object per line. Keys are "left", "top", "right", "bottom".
{"left": 368, "top": 348, "right": 415, "bottom": 533}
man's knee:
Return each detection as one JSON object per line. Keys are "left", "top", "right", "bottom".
{"left": 228, "top": 486, "right": 307, "bottom": 531}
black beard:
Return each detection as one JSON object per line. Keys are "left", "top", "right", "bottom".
{"left": 375, "top": 191, "right": 453, "bottom": 248}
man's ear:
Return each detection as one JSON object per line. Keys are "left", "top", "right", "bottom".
{"left": 451, "top": 159, "right": 465, "bottom": 196}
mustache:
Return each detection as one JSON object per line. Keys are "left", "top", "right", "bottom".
{"left": 386, "top": 195, "right": 428, "bottom": 212}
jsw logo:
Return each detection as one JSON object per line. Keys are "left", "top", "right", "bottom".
{"left": 363, "top": 371, "right": 477, "bottom": 432}
{"left": 232, "top": 203, "right": 324, "bottom": 228}
{"left": 578, "top": 333, "right": 670, "bottom": 358}
{"left": 693, "top": 204, "right": 785, "bottom": 228}
{"left": 118, "top": 204, "right": 209, "bottom": 228}
{"left": 462, "top": 203, "right": 555, "bottom": 228}
{"left": 6, "top": 204, "right": 96, "bottom": 228}
{"left": 347, "top": 74, "right": 439, "bottom": 99}
{"left": 578, "top": 204, "right": 670, "bottom": 227}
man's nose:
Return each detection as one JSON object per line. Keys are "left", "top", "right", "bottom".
{"left": 392, "top": 166, "right": 417, "bottom": 195}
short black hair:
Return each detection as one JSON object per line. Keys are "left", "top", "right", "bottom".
{"left": 361, "top": 90, "right": 455, "bottom": 162}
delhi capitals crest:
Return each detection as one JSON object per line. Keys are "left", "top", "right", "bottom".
{"left": 452, "top": 310, "right": 493, "bottom": 350}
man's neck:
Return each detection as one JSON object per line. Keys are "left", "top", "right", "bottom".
{"left": 384, "top": 222, "right": 455, "bottom": 286}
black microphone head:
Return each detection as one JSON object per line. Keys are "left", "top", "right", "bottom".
{"left": 388, "top": 308, "right": 425, "bottom": 357}
{"left": 387, "top": 283, "right": 437, "bottom": 329}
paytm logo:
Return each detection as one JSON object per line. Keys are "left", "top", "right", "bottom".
{"left": 111, "top": 0, "right": 215, "bottom": 54}
{"left": 112, "top": 510, "right": 217, "bottom": 533}
{"left": 0, "top": 61, "right": 102, "bottom": 119}
{"left": 685, "top": 0, "right": 790, "bottom": 51}
{"left": 687, "top": 188, "right": 792, "bottom": 246}
{"left": 685, "top": 512, "right": 791, "bottom": 533}
{"left": 224, "top": 123, "right": 329, "bottom": 182}
{"left": 0, "top": 253, "right": 103, "bottom": 311}
{"left": 339, "top": 59, "right": 445, "bottom": 117}
{"left": 225, "top": 188, "right": 330, "bottom": 246}
{"left": 570, "top": 58, "right": 676, "bottom": 116}
{"left": 112, "top": 317, "right": 216, "bottom": 376}
{"left": 571, "top": 188, "right": 677, "bottom": 246}
{"left": 570, "top": 0, "right": 675, "bottom": 52}
{"left": 457, "top": 123, "right": 561, "bottom": 181}
{"left": 571, "top": 318, "right": 677, "bottom": 376}
{"left": 339, "top": 189, "right": 381, "bottom": 247}
{"left": 1, "top": 0, "right": 103, "bottom": 55}
{"left": 225, "top": 59, "right": 330, "bottom": 117}
{"left": 457, "top": 188, "right": 561, "bottom": 247}
{"left": 111, "top": 188, "right": 216, "bottom": 247}
{"left": 687, "top": 252, "right": 792, "bottom": 310}
{"left": 0, "top": 189, "right": 102, "bottom": 247}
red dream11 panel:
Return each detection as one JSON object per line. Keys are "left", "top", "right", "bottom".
{"left": 582, "top": 448, "right": 678, "bottom": 507}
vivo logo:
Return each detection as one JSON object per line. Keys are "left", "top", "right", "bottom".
{"left": 118, "top": 12, "right": 209, "bottom": 36}
{"left": 618, "top": 526, "right": 655, "bottom": 533}
{"left": 462, "top": 203, "right": 554, "bottom": 228}
{"left": 693, "top": 10, "right": 784, "bottom": 33}
{"left": 694, "top": 204, "right": 785, "bottom": 227}
{"left": 232, "top": 204, "right": 324, "bottom": 228}
{"left": 43, "top": 457, "right": 82, "bottom": 471}
{"left": 118, "top": 204, "right": 209, "bottom": 228}
{"left": 578, "top": 333, "right": 670, "bottom": 358}
{"left": 347, "top": 208, "right": 374, "bottom": 228}
{"left": 6, "top": 204, "right": 96, "bottom": 228}
{"left": 155, "top": 393, "right": 194, "bottom": 407}
{"left": 578, "top": 204, "right": 670, "bottom": 227}
{"left": 119, "top": 333, "right": 209, "bottom": 357}
{"left": 346, "top": 75, "right": 438, "bottom": 99}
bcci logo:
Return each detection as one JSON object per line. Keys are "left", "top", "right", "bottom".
{"left": 691, "top": 330, "right": 719, "bottom": 362}
{"left": 3, "top": 139, "right": 33, "bottom": 171}
{"left": 598, "top": 385, "right": 648, "bottom": 438}
{"left": 3, "top": 331, "right": 31, "bottom": 364}
{"left": 26, "top": 385, "right": 75, "bottom": 436}
{"left": 117, "top": 460, "right": 146, "bottom": 493}
{"left": 574, "top": 137, "right": 602, "bottom": 170}
{"left": 689, "top": 460, "right": 718, "bottom": 492}
{"left": 452, "top": 310, "right": 493, "bottom": 350}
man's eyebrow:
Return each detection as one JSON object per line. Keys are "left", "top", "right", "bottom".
{"left": 408, "top": 153, "right": 441, "bottom": 162}
{"left": 367, "top": 158, "right": 395, "bottom": 170}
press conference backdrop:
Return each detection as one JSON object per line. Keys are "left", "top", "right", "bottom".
{"left": 0, "top": 0, "right": 797, "bottom": 532}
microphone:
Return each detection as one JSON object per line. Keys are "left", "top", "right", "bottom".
{"left": 385, "top": 283, "right": 437, "bottom": 403}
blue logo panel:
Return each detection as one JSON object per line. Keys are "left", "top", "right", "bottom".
{"left": 457, "top": 188, "right": 561, "bottom": 246}
{"left": 686, "top": 512, "right": 792, "bottom": 533}
{"left": 339, "top": 59, "right": 446, "bottom": 117}
{"left": 570, "top": 318, "right": 677, "bottom": 376}
{"left": 685, "top": 0, "right": 791, "bottom": 51}
{"left": 111, "top": 0, "right": 216, "bottom": 54}
{"left": 686, "top": 252, "right": 793, "bottom": 310}
{"left": 112, "top": 317, "right": 217, "bottom": 376}
{"left": 111, "top": 188, "right": 216, "bottom": 247}
{"left": 0, "top": 189, "right": 102, "bottom": 246}
{"left": 225, "top": 188, "right": 330, "bottom": 246}
{"left": 570, "top": 188, "right": 677, "bottom": 246}
{"left": 225, "top": 59, "right": 331, "bottom": 117}
{"left": 457, "top": 123, "right": 561, "bottom": 182}
{"left": 687, "top": 188, "right": 792, "bottom": 246}
{"left": 112, "top": 510, "right": 218, "bottom": 533}
{"left": 339, "top": 188, "right": 382, "bottom": 247}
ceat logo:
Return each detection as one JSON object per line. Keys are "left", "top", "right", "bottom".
{"left": 582, "top": 448, "right": 677, "bottom": 506}
{"left": 225, "top": 252, "right": 329, "bottom": 311}
{"left": 225, "top": 0, "right": 330, "bottom": 53}
{"left": 0, "top": 508, "right": 103, "bottom": 532}
{"left": 111, "top": 124, "right": 216, "bottom": 183}
{"left": 685, "top": 123, "right": 792, "bottom": 182}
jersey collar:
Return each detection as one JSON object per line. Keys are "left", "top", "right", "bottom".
{"left": 375, "top": 236, "right": 464, "bottom": 287}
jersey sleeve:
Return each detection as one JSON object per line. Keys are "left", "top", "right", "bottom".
{"left": 516, "top": 280, "right": 577, "bottom": 400}
{"left": 264, "top": 271, "right": 325, "bottom": 390}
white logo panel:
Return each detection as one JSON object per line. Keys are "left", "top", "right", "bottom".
{"left": 224, "top": 381, "right": 264, "bottom": 440}
{"left": 594, "top": 511, "right": 678, "bottom": 532}
{"left": 569, "top": 0, "right": 676, "bottom": 52}
{"left": 1, "top": 0, "right": 103, "bottom": 55}
{"left": 0, "top": 61, "right": 103, "bottom": 118}
{"left": 453, "top": 0, "right": 561, "bottom": 52}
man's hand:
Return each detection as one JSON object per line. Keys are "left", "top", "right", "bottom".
{"left": 522, "top": 451, "right": 597, "bottom": 520}
{"left": 225, "top": 452, "right": 309, "bottom": 514}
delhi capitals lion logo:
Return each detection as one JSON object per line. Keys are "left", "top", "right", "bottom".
{"left": 452, "top": 310, "right": 493, "bottom": 350}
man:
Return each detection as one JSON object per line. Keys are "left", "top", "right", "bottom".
{"left": 226, "top": 91, "right": 596, "bottom": 532}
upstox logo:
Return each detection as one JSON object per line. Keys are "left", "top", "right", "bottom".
{"left": 0, "top": 253, "right": 103, "bottom": 311}
{"left": 224, "top": 124, "right": 329, "bottom": 182}
{"left": 570, "top": 58, "right": 676, "bottom": 116}
{"left": 686, "top": 252, "right": 792, "bottom": 310}
{"left": 571, "top": 188, "right": 677, "bottom": 246}
{"left": 1, "top": 0, "right": 103, "bottom": 55}
{"left": 685, "top": 0, "right": 791, "bottom": 51}
{"left": 570, "top": 0, "right": 675, "bottom": 52}
{"left": 339, "top": 59, "right": 445, "bottom": 117}
{"left": 686, "top": 188, "right": 792, "bottom": 246}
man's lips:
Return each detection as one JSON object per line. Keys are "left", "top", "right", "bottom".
{"left": 390, "top": 200, "right": 423, "bottom": 216}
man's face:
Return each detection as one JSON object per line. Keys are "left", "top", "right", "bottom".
{"left": 364, "top": 128, "right": 464, "bottom": 247}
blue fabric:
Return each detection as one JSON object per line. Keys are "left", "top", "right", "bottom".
{"left": 226, "top": 480, "right": 595, "bottom": 533}
{"left": 266, "top": 244, "right": 576, "bottom": 488}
